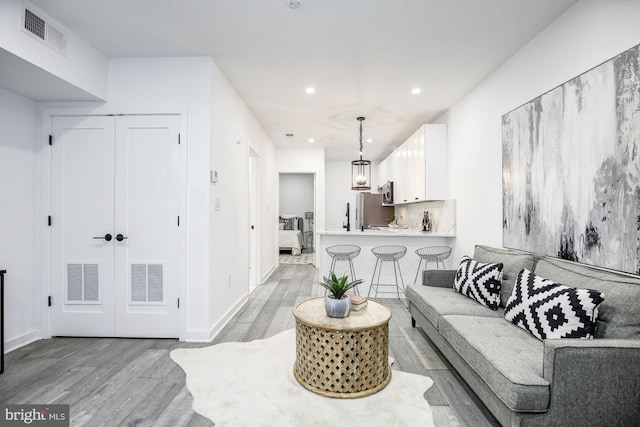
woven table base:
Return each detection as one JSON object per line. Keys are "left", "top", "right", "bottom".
{"left": 292, "top": 298, "right": 391, "bottom": 399}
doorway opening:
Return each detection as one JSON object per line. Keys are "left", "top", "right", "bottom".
{"left": 278, "top": 173, "right": 315, "bottom": 265}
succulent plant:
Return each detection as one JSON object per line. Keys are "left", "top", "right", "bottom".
{"left": 317, "top": 272, "right": 363, "bottom": 299}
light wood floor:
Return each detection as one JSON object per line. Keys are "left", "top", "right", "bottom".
{"left": 1, "top": 262, "right": 500, "bottom": 426}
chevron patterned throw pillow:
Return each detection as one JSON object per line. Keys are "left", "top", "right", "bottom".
{"left": 504, "top": 269, "right": 605, "bottom": 340}
{"left": 453, "top": 256, "right": 503, "bottom": 310}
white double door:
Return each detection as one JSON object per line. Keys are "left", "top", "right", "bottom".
{"left": 50, "top": 115, "right": 181, "bottom": 338}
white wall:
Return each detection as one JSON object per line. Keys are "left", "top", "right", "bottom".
{"left": 208, "top": 59, "right": 278, "bottom": 339}
{"left": 0, "top": 87, "right": 40, "bottom": 351}
{"left": 435, "top": 0, "right": 640, "bottom": 262}
{"left": 279, "top": 174, "right": 314, "bottom": 218}
{"left": 325, "top": 160, "right": 380, "bottom": 230}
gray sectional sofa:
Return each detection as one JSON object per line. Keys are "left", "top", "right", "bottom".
{"left": 406, "top": 245, "right": 640, "bottom": 427}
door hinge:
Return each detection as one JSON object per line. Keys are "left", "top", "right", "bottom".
{"left": 47, "top": 296, "right": 52, "bottom": 307}
{"left": 178, "top": 133, "right": 181, "bottom": 145}
{"left": 177, "top": 298, "right": 180, "bottom": 309}
{"left": 48, "top": 216, "right": 52, "bottom": 226}
{"left": 48, "top": 134, "right": 52, "bottom": 146}
{"left": 177, "top": 216, "right": 180, "bottom": 226}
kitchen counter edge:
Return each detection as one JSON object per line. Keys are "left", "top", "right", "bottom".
{"left": 316, "top": 230, "right": 455, "bottom": 237}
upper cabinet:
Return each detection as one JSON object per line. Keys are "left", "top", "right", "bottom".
{"left": 378, "top": 124, "right": 448, "bottom": 204}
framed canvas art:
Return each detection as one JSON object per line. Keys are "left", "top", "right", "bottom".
{"left": 502, "top": 43, "right": 640, "bottom": 275}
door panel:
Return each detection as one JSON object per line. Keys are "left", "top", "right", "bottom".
{"left": 114, "top": 115, "right": 180, "bottom": 337}
{"left": 51, "top": 116, "right": 116, "bottom": 337}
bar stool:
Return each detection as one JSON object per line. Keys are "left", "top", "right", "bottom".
{"left": 368, "top": 245, "right": 407, "bottom": 299}
{"left": 326, "top": 245, "right": 361, "bottom": 294}
{"left": 414, "top": 246, "right": 452, "bottom": 284}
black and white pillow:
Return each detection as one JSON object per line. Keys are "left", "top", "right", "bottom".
{"left": 504, "top": 269, "right": 605, "bottom": 340}
{"left": 453, "top": 256, "right": 503, "bottom": 310}
{"left": 282, "top": 217, "right": 298, "bottom": 230}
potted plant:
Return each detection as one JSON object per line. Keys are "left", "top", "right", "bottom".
{"left": 317, "top": 272, "right": 364, "bottom": 318}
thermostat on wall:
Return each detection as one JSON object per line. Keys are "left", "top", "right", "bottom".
{"left": 211, "top": 170, "right": 218, "bottom": 183}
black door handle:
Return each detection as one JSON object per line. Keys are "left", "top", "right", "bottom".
{"left": 116, "top": 234, "right": 128, "bottom": 242}
{"left": 93, "top": 234, "right": 112, "bottom": 241}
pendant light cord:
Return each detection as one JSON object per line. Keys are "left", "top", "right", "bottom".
{"left": 357, "top": 116, "right": 365, "bottom": 159}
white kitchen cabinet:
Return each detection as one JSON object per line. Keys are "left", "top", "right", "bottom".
{"left": 376, "top": 157, "right": 390, "bottom": 187}
{"left": 392, "top": 144, "right": 405, "bottom": 202}
{"left": 388, "top": 124, "right": 448, "bottom": 203}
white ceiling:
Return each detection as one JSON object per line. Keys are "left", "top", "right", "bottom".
{"left": 30, "top": 0, "right": 577, "bottom": 160}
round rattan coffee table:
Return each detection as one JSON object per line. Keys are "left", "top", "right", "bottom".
{"left": 293, "top": 297, "right": 392, "bottom": 398}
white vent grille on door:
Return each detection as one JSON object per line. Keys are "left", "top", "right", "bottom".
{"left": 130, "top": 263, "right": 164, "bottom": 304}
{"left": 22, "top": 6, "right": 67, "bottom": 56}
{"left": 66, "top": 263, "right": 100, "bottom": 302}
{"left": 67, "top": 264, "right": 83, "bottom": 301}
{"left": 148, "top": 264, "right": 163, "bottom": 302}
{"left": 83, "top": 264, "right": 99, "bottom": 301}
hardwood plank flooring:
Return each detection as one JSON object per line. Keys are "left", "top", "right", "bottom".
{"left": 0, "top": 262, "right": 500, "bottom": 426}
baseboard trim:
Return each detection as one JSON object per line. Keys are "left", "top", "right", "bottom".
{"left": 183, "top": 294, "right": 249, "bottom": 342}
{"left": 262, "top": 262, "right": 278, "bottom": 283}
{"left": 4, "top": 329, "right": 41, "bottom": 354}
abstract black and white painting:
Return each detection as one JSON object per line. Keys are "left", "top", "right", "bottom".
{"left": 503, "top": 43, "right": 640, "bottom": 275}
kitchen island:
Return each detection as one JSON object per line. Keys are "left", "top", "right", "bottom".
{"left": 316, "top": 228, "right": 455, "bottom": 298}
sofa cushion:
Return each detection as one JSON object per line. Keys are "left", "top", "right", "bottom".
{"left": 440, "top": 315, "right": 549, "bottom": 412}
{"left": 505, "top": 269, "right": 605, "bottom": 340}
{"left": 406, "top": 284, "right": 503, "bottom": 330}
{"left": 454, "top": 255, "right": 502, "bottom": 310}
{"left": 474, "top": 245, "right": 537, "bottom": 308}
{"left": 534, "top": 258, "right": 640, "bottom": 339}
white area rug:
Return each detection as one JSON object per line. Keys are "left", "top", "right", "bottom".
{"left": 171, "top": 329, "right": 435, "bottom": 427}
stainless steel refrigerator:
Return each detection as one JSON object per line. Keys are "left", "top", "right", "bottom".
{"left": 355, "top": 192, "right": 394, "bottom": 230}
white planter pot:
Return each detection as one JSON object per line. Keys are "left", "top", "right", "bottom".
{"left": 325, "top": 295, "right": 351, "bottom": 318}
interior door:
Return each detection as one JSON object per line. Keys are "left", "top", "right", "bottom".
{"left": 50, "top": 114, "right": 181, "bottom": 338}
{"left": 114, "top": 115, "right": 180, "bottom": 337}
{"left": 248, "top": 150, "right": 260, "bottom": 294}
{"left": 50, "top": 116, "right": 116, "bottom": 336}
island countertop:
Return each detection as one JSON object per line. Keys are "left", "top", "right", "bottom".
{"left": 317, "top": 228, "right": 455, "bottom": 238}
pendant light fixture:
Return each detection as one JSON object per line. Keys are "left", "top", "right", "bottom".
{"left": 351, "top": 117, "right": 372, "bottom": 190}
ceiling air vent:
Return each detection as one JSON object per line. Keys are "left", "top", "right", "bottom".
{"left": 22, "top": 6, "right": 67, "bottom": 56}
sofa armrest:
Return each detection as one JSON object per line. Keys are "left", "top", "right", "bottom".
{"left": 540, "top": 339, "right": 640, "bottom": 425}
{"left": 422, "top": 269, "right": 457, "bottom": 287}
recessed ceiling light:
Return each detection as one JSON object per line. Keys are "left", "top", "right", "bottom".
{"left": 286, "top": 0, "right": 303, "bottom": 9}
{"left": 308, "top": 138, "right": 314, "bottom": 143}
{"left": 366, "top": 138, "right": 373, "bottom": 143}
{"left": 411, "top": 88, "right": 422, "bottom": 95}
{"left": 305, "top": 87, "right": 316, "bottom": 94}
